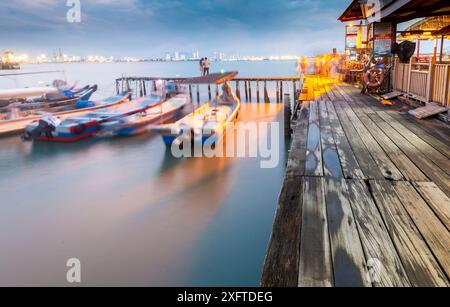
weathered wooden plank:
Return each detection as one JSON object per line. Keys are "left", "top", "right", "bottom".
{"left": 318, "top": 101, "right": 343, "bottom": 178}
{"left": 413, "top": 182, "right": 450, "bottom": 231}
{"left": 340, "top": 101, "right": 404, "bottom": 181}
{"left": 369, "top": 114, "right": 450, "bottom": 197}
{"left": 393, "top": 181, "right": 450, "bottom": 281}
{"left": 323, "top": 178, "right": 370, "bottom": 287}
{"left": 334, "top": 85, "right": 354, "bottom": 103}
{"left": 298, "top": 177, "right": 333, "bottom": 287}
{"left": 346, "top": 179, "right": 411, "bottom": 287}
{"left": 325, "top": 101, "right": 366, "bottom": 180}
{"left": 285, "top": 102, "right": 310, "bottom": 178}
{"left": 333, "top": 102, "right": 386, "bottom": 180}
{"left": 305, "top": 101, "right": 323, "bottom": 177}
{"left": 384, "top": 111, "right": 450, "bottom": 159}
{"left": 261, "top": 176, "right": 303, "bottom": 287}
{"left": 377, "top": 111, "right": 450, "bottom": 175}
{"left": 369, "top": 180, "right": 448, "bottom": 287}
{"left": 347, "top": 100, "right": 428, "bottom": 181}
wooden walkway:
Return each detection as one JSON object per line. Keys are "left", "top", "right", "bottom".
{"left": 262, "top": 78, "right": 450, "bottom": 287}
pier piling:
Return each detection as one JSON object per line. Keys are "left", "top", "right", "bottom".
{"left": 264, "top": 81, "right": 270, "bottom": 103}
{"left": 284, "top": 93, "right": 291, "bottom": 138}
{"left": 236, "top": 81, "right": 241, "bottom": 100}
{"left": 256, "top": 81, "right": 260, "bottom": 102}
{"left": 244, "top": 82, "right": 249, "bottom": 102}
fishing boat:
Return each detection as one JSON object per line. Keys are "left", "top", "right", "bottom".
{"left": 22, "top": 94, "right": 164, "bottom": 142}
{"left": 0, "top": 84, "right": 97, "bottom": 118}
{"left": 0, "top": 93, "right": 130, "bottom": 137}
{"left": 151, "top": 72, "right": 241, "bottom": 146}
{"left": 99, "top": 93, "right": 191, "bottom": 137}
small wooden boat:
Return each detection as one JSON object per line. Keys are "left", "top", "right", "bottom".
{"left": 0, "top": 93, "right": 130, "bottom": 137}
{"left": 151, "top": 72, "right": 241, "bottom": 146}
{"left": 99, "top": 94, "right": 191, "bottom": 137}
{"left": 22, "top": 95, "right": 164, "bottom": 142}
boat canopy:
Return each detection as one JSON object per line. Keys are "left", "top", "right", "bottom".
{"left": 176, "top": 72, "right": 238, "bottom": 85}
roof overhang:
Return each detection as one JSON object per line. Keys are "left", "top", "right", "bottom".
{"left": 339, "top": 0, "right": 450, "bottom": 24}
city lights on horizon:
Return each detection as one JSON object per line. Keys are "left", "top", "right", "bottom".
{"left": 1, "top": 49, "right": 306, "bottom": 65}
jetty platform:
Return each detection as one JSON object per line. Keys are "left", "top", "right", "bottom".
{"left": 262, "top": 76, "right": 450, "bottom": 287}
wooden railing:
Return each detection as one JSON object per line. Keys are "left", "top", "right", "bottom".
{"left": 392, "top": 58, "right": 450, "bottom": 108}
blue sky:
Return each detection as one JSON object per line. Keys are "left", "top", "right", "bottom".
{"left": 0, "top": 0, "right": 351, "bottom": 57}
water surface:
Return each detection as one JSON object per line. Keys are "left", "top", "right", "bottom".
{"left": 0, "top": 62, "right": 292, "bottom": 286}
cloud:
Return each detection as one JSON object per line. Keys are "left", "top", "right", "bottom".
{"left": 0, "top": 0, "right": 349, "bottom": 57}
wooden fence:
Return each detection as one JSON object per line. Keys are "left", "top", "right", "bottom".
{"left": 392, "top": 58, "right": 450, "bottom": 108}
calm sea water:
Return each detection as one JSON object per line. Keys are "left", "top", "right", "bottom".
{"left": 0, "top": 61, "right": 295, "bottom": 286}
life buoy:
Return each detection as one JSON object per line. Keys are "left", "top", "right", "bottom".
{"left": 363, "top": 68, "right": 385, "bottom": 88}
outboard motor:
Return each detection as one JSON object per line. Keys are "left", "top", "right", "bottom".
{"left": 22, "top": 115, "right": 61, "bottom": 141}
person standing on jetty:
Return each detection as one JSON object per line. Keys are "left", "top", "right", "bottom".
{"left": 199, "top": 58, "right": 205, "bottom": 76}
{"left": 203, "top": 57, "right": 211, "bottom": 75}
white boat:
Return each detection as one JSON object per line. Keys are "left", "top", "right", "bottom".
{"left": 151, "top": 72, "right": 241, "bottom": 146}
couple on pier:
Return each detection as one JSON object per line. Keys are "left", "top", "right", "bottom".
{"left": 199, "top": 58, "right": 211, "bottom": 76}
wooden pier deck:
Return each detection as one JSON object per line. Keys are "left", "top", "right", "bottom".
{"left": 262, "top": 77, "right": 450, "bottom": 287}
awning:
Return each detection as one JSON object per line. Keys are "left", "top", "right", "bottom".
{"left": 398, "top": 15, "right": 450, "bottom": 39}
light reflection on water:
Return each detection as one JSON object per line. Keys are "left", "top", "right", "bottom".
{"left": 0, "top": 102, "right": 286, "bottom": 286}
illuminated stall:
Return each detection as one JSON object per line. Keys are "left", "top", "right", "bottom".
{"left": 339, "top": 0, "right": 450, "bottom": 107}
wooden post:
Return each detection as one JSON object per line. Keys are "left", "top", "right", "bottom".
{"left": 293, "top": 80, "right": 297, "bottom": 102}
{"left": 236, "top": 81, "right": 241, "bottom": 100}
{"left": 276, "top": 82, "right": 280, "bottom": 103}
{"left": 139, "top": 81, "right": 143, "bottom": 97}
{"left": 215, "top": 84, "right": 219, "bottom": 100}
{"left": 189, "top": 84, "right": 193, "bottom": 100}
{"left": 284, "top": 93, "right": 292, "bottom": 138}
{"left": 256, "top": 81, "right": 260, "bottom": 102}
{"left": 244, "top": 81, "right": 249, "bottom": 102}
{"left": 196, "top": 85, "right": 200, "bottom": 103}
{"left": 153, "top": 81, "right": 157, "bottom": 92}
{"left": 280, "top": 81, "right": 284, "bottom": 101}
{"left": 248, "top": 81, "right": 252, "bottom": 102}
{"left": 208, "top": 84, "right": 212, "bottom": 101}
{"left": 425, "top": 57, "right": 435, "bottom": 103}
{"left": 440, "top": 35, "right": 444, "bottom": 63}
{"left": 264, "top": 81, "right": 270, "bottom": 103}
{"left": 143, "top": 81, "right": 147, "bottom": 96}
{"left": 116, "top": 80, "right": 119, "bottom": 95}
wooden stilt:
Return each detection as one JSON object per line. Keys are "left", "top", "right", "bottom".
{"left": 249, "top": 81, "right": 252, "bottom": 102}
{"left": 276, "top": 82, "right": 280, "bottom": 103}
{"left": 257, "top": 81, "right": 260, "bottom": 102}
{"left": 236, "top": 81, "right": 241, "bottom": 100}
{"left": 196, "top": 85, "right": 200, "bottom": 104}
{"left": 189, "top": 84, "right": 193, "bottom": 100}
{"left": 284, "top": 93, "right": 291, "bottom": 138}
{"left": 208, "top": 84, "right": 212, "bottom": 101}
{"left": 264, "top": 81, "right": 270, "bottom": 103}
{"left": 293, "top": 81, "right": 297, "bottom": 102}
{"left": 245, "top": 81, "right": 249, "bottom": 102}
{"left": 280, "top": 82, "right": 284, "bottom": 102}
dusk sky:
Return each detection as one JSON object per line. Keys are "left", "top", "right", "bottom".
{"left": 1, "top": 0, "right": 352, "bottom": 58}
